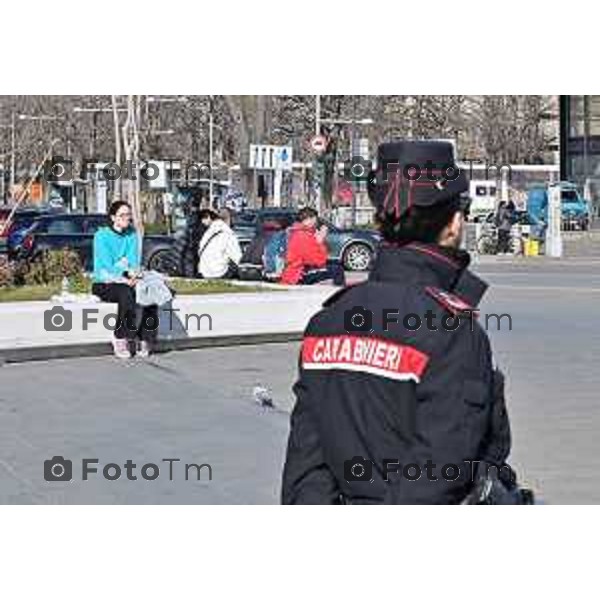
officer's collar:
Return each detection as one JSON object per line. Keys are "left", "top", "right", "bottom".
{"left": 370, "top": 242, "right": 488, "bottom": 307}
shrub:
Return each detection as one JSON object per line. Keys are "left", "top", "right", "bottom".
{"left": 0, "top": 255, "right": 13, "bottom": 287}
{"left": 23, "top": 249, "right": 85, "bottom": 288}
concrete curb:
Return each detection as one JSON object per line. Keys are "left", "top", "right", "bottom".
{"left": 0, "top": 288, "right": 336, "bottom": 364}
{"left": 0, "top": 331, "right": 304, "bottom": 365}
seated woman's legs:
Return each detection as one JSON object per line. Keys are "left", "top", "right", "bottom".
{"left": 92, "top": 283, "right": 159, "bottom": 357}
{"left": 92, "top": 283, "right": 137, "bottom": 340}
{"left": 301, "top": 260, "right": 346, "bottom": 286}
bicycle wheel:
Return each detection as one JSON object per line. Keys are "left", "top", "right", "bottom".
{"left": 510, "top": 235, "right": 524, "bottom": 256}
{"left": 477, "top": 235, "right": 497, "bottom": 255}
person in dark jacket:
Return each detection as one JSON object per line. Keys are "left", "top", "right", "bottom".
{"left": 281, "top": 140, "right": 520, "bottom": 505}
{"left": 241, "top": 220, "right": 283, "bottom": 266}
{"left": 237, "top": 220, "right": 283, "bottom": 281}
{"left": 495, "top": 200, "right": 515, "bottom": 254}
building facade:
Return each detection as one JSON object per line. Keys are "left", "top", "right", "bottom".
{"left": 561, "top": 95, "right": 600, "bottom": 212}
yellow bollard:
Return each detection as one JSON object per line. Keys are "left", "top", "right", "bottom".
{"left": 524, "top": 239, "right": 539, "bottom": 257}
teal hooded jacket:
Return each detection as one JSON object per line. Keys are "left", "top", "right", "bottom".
{"left": 92, "top": 226, "right": 140, "bottom": 283}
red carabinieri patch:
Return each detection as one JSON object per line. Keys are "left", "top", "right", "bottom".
{"left": 302, "top": 335, "right": 430, "bottom": 383}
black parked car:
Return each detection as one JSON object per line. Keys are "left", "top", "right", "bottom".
{"left": 232, "top": 208, "right": 381, "bottom": 271}
{"left": 1, "top": 207, "right": 59, "bottom": 257}
{"left": 20, "top": 213, "right": 177, "bottom": 273}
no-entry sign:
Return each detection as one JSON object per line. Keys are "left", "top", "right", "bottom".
{"left": 310, "top": 135, "right": 328, "bottom": 154}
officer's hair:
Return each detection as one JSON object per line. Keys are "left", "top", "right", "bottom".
{"left": 376, "top": 196, "right": 463, "bottom": 245}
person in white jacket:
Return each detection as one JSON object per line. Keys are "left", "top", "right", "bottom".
{"left": 197, "top": 209, "right": 243, "bottom": 279}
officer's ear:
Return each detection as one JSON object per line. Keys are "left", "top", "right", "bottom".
{"left": 439, "top": 210, "right": 464, "bottom": 249}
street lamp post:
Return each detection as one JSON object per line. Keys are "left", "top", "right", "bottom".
{"left": 208, "top": 96, "right": 218, "bottom": 208}
{"left": 10, "top": 112, "right": 15, "bottom": 194}
{"left": 314, "top": 96, "right": 322, "bottom": 213}
{"left": 351, "top": 96, "right": 357, "bottom": 227}
{"left": 315, "top": 94, "right": 321, "bottom": 136}
{"left": 73, "top": 105, "right": 129, "bottom": 157}
{"left": 318, "top": 115, "right": 373, "bottom": 225}
{"left": 73, "top": 105, "right": 129, "bottom": 211}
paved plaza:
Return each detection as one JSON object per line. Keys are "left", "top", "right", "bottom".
{"left": 1, "top": 257, "right": 600, "bottom": 504}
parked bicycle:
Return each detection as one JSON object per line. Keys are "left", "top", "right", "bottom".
{"left": 476, "top": 224, "right": 524, "bottom": 256}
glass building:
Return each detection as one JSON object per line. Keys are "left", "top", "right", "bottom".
{"left": 561, "top": 95, "right": 600, "bottom": 214}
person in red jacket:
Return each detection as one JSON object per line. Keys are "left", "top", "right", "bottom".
{"left": 280, "top": 207, "right": 346, "bottom": 286}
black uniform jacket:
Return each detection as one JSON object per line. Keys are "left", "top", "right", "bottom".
{"left": 281, "top": 242, "right": 511, "bottom": 504}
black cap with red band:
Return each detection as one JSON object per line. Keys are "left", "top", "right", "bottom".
{"left": 368, "top": 140, "right": 470, "bottom": 219}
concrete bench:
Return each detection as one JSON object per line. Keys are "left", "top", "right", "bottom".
{"left": 0, "top": 286, "right": 336, "bottom": 363}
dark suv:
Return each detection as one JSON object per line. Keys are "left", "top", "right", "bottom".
{"left": 20, "top": 213, "right": 176, "bottom": 272}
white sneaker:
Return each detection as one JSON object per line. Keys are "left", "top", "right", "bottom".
{"left": 137, "top": 340, "right": 151, "bottom": 358}
{"left": 112, "top": 337, "right": 131, "bottom": 359}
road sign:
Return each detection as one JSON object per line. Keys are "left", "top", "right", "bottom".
{"left": 249, "top": 145, "right": 293, "bottom": 171}
{"left": 96, "top": 180, "right": 108, "bottom": 213}
{"left": 147, "top": 160, "right": 169, "bottom": 189}
{"left": 352, "top": 137, "right": 369, "bottom": 160}
{"left": 310, "top": 135, "right": 327, "bottom": 154}
{"left": 275, "top": 146, "right": 293, "bottom": 171}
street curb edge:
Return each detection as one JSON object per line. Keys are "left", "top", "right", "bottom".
{"left": 0, "top": 332, "right": 304, "bottom": 365}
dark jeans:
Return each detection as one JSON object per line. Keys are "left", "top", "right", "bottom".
{"left": 498, "top": 229, "right": 511, "bottom": 254}
{"left": 301, "top": 261, "right": 346, "bottom": 286}
{"left": 92, "top": 283, "right": 158, "bottom": 342}
{"left": 223, "top": 261, "right": 239, "bottom": 280}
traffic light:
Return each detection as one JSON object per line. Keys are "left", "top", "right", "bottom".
{"left": 312, "top": 157, "right": 326, "bottom": 186}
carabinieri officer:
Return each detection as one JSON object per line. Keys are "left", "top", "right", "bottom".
{"left": 282, "top": 140, "right": 526, "bottom": 504}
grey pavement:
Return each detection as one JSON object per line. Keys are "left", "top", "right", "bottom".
{"left": 2, "top": 259, "right": 600, "bottom": 504}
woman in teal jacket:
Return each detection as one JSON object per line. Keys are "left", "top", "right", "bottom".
{"left": 92, "top": 201, "right": 158, "bottom": 359}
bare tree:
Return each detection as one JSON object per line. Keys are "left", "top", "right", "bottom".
{"left": 0, "top": 95, "right": 559, "bottom": 207}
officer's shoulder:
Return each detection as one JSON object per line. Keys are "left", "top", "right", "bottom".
{"left": 421, "top": 286, "right": 476, "bottom": 317}
{"left": 321, "top": 282, "right": 368, "bottom": 308}
{"left": 305, "top": 282, "right": 376, "bottom": 334}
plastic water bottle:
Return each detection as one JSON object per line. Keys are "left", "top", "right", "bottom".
{"left": 61, "top": 277, "right": 70, "bottom": 295}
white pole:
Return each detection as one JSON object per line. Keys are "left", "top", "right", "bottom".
{"left": 209, "top": 102, "right": 214, "bottom": 208}
{"left": 10, "top": 112, "right": 16, "bottom": 198}
{"left": 273, "top": 168, "right": 282, "bottom": 207}
{"left": 315, "top": 94, "right": 321, "bottom": 136}
{"left": 546, "top": 185, "right": 563, "bottom": 258}
{"left": 314, "top": 95, "right": 322, "bottom": 214}
{"left": 111, "top": 95, "right": 122, "bottom": 203}
{"left": 501, "top": 168, "right": 509, "bottom": 204}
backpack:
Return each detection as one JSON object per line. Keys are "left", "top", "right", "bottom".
{"left": 262, "top": 229, "right": 289, "bottom": 280}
